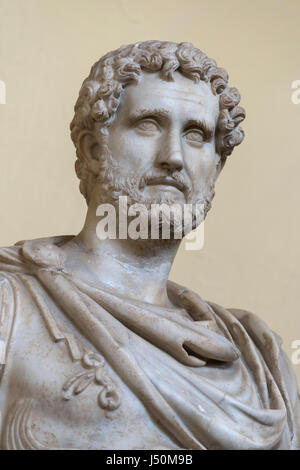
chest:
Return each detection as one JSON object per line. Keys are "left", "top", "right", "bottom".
{"left": 0, "top": 306, "right": 177, "bottom": 450}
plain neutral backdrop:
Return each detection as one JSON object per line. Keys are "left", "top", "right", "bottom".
{"left": 0, "top": 0, "right": 299, "bottom": 386}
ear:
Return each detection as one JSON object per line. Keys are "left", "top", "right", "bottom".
{"left": 77, "top": 130, "right": 102, "bottom": 175}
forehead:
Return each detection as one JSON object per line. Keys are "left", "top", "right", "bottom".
{"left": 116, "top": 71, "right": 220, "bottom": 125}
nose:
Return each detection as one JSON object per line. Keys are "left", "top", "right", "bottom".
{"left": 155, "top": 131, "right": 184, "bottom": 172}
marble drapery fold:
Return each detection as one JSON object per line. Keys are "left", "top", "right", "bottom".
{"left": 0, "top": 236, "right": 299, "bottom": 450}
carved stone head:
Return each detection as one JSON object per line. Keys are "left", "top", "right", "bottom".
{"left": 70, "top": 41, "right": 245, "bottom": 220}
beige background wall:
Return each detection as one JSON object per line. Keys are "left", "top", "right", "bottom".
{"left": 0, "top": 0, "right": 299, "bottom": 386}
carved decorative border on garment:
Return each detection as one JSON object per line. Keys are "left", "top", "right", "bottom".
{"left": 21, "top": 274, "right": 121, "bottom": 411}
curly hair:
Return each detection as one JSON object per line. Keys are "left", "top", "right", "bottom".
{"left": 70, "top": 41, "right": 246, "bottom": 202}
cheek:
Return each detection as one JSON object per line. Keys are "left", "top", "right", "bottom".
{"left": 188, "top": 145, "right": 219, "bottom": 189}
{"left": 107, "top": 130, "right": 157, "bottom": 172}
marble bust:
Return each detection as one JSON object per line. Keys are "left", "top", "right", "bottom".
{"left": 0, "top": 40, "right": 299, "bottom": 450}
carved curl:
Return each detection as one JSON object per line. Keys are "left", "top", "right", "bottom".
{"left": 70, "top": 41, "right": 246, "bottom": 202}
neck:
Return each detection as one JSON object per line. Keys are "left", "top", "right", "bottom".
{"left": 62, "top": 202, "right": 181, "bottom": 307}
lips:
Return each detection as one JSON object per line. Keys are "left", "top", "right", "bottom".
{"left": 144, "top": 176, "right": 185, "bottom": 193}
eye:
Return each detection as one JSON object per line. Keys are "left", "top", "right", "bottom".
{"left": 135, "top": 119, "right": 160, "bottom": 133}
{"left": 184, "top": 128, "right": 204, "bottom": 145}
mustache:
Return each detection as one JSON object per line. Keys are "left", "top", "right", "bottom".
{"left": 139, "top": 170, "right": 191, "bottom": 194}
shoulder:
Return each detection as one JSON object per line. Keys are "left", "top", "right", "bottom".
{"left": 0, "top": 240, "right": 39, "bottom": 381}
{"left": 0, "top": 272, "right": 17, "bottom": 381}
{"left": 0, "top": 245, "right": 27, "bottom": 274}
{"left": 226, "top": 306, "right": 296, "bottom": 379}
{"left": 0, "top": 240, "right": 33, "bottom": 374}
{"left": 223, "top": 305, "right": 300, "bottom": 415}
{"left": 209, "top": 302, "right": 284, "bottom": 350}
{"left": 0, "top": 235, "right": 74, "bottom": 367}
{"left": 209, "top": 302, "right": 300, "bottom": 443}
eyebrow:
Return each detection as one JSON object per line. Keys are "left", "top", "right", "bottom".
{"left": 128, "top": 107, "right": 215, "bottom": 140}
{"left": 128, "top": 108, "right": 171, "bottom": 125}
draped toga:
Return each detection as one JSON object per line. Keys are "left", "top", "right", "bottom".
{"left": 0, "top": 236, "right": 299, "bottom": 450}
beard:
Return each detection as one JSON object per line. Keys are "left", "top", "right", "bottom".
{"left": 94, "top": 154, "right": 216, "bottom": 240}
